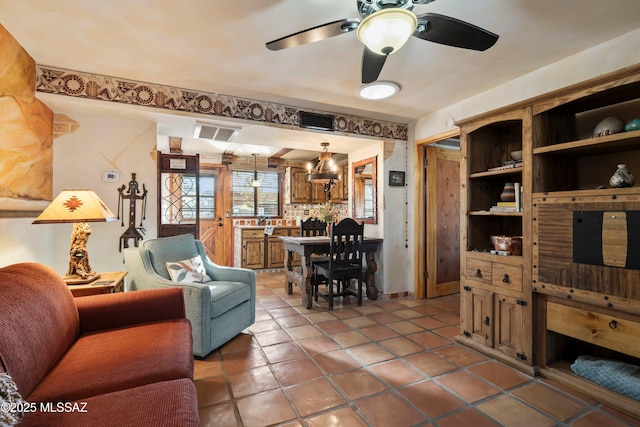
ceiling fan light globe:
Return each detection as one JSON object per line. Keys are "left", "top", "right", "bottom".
{"left": 356, "top": 8, "right": 417, "bottom": 55}
{"left": 358, "top": 81, "right": 400, "bottom": 100}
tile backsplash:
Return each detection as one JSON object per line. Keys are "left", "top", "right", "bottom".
{"left": 231, "top": 203, "right": 348, "bottom": 227}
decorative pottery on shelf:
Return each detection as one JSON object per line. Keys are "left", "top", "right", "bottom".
{"left": 490, "top": 235, "right": 522, "bottom": 256}
{"left": 609, "top": 164, "right": 635, "bottom": 188}
{"left": 625, "top": 118, "right": 640, "bottom": 132}
{"left": 593, "top": 116, "right": 625, "bottom": 137}
{"left": 500, "top": 183, "right": 516, "bottom": 202}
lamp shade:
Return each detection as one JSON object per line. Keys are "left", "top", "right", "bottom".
{"left": 33, "top": 189, "right": 117, "bottom": 224}
{"left": 356, "top": 9, "right": 418, "bottom": 55}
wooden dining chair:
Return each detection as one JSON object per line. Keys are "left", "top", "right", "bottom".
{"left": 301, "top": 217, "right": 329, "bottom": 297}
{"left": 312, "top": 218, "right": 364, "bottom": 310}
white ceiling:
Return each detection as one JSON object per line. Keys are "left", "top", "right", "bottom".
{"left": 2, "top": 0, "right": 640, "bottom": 158}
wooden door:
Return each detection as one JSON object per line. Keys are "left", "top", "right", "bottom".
{"left": 199, "top": 166, "right": 233, "bottom": 266}
{"left": 157, "top": 153, "right": 199, "bottom": 238}
{"left": 425, "top": 145, "right": 460, "bottom": 297}
{"left": 243, "top": 238, "right": 265, "bottom": 269}
{"left": 467, "top": 287, "right": 493, "bottom": 347}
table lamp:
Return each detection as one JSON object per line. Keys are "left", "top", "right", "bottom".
{"left": 33, "top": 189, "right": 117, "bottom": 284}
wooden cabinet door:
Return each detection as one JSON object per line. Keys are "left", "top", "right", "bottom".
{"left": 291, "top": 168, "right": 311, "bottom": 203}
{"left": 242, "top": 239, "right": 264, "bottom": 269}
{"left": 495, "top": 294, "right": 525, "bottom": 359}
{"left": 465, "top": 287, "right": 493, "bottom": 347}
{"left": 267, "top": 237, "right": 285, "bottom": 268}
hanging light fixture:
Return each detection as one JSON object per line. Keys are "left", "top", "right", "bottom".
{"left": 251, "top": 153, "right": 261, "bottom": 187}
{"left": 307, "top": 143, "right": 340, "bottom": 184}
{"left": 356, "top": 8, "right": 418, "bottom": 56}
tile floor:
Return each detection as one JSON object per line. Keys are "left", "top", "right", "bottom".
{"left": 195, "top": 272, "right": 640, "bottom": 427}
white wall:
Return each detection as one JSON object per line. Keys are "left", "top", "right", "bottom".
{"left": 0, "top": 110, "right": 158, "bottom": 275}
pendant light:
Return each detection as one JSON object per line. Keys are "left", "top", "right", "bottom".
{"left": 307, "top": 143, "right": 340, "bottom": 184}
{"left": 251, "top": 153, "right": 261, "bottom": 187}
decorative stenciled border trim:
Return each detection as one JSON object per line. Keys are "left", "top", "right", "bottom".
{"left": 35, "top": 65, "right": 408, "bottom": 141}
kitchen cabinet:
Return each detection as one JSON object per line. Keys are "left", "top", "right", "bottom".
{"left": 284, "top": 166, "right": 346, "bottom": 204}
{"left": 234, "top": 226, "right": 300, "bottom": 269}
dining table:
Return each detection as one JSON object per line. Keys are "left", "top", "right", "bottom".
{"left": 279, "top": 235, "right": 383, "bottom": 309}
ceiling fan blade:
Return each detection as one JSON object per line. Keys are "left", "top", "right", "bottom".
{"left": 362, "top": 47, "right": 388, "bottom": 84}
{"left": 266, "top": 19, "right": 359, "bottom": 51}
{"left": 414, "top": 13, "right": 498, "bottom": 51}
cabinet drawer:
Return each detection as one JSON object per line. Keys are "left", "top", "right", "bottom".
{"left": 272, "top": 228, "right": 289, "bottom": 237}
{"left": 242, "top": 229, "right": 264, "bottom": 239}
{"left": 491, "top": 263, "right": 522, "bottom": 291}
{"left": 547, "top": 302, "right": 640, "bottom": 359}
{"left": 466, "top": 259, "right": 492, "bottom": 284}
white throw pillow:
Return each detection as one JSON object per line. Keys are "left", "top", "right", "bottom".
{"left": 166, "top": 255, "right": 211, "bottom": 283}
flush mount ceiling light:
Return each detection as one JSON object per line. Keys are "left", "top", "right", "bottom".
{"left": 358, "top": 81, "right": 400, "bottom": 100}
{"left": 356, "top": 8, "right": 418, "bottom": 56}
{"left": 251, "top": 153, "right": 261, "bottom": 187}
{"left": 307, "top": 142, "right": 340, "bottom": 184}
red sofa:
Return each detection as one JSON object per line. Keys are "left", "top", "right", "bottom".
{"left": 0, "top": 263, "right": 199, "bottom": 427}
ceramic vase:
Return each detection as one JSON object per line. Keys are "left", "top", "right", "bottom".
{"left": 500, "top": 183, "right": 516, "bottom": 202}
{"left": 609, "top": 164, "right": 635, "bottom": 188}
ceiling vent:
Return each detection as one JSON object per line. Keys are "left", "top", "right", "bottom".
{"left": 299, "top": 111, "right": 335, "bottom": 132}
{"left": 193, "top": 122, "right": 241, "bottom": 141}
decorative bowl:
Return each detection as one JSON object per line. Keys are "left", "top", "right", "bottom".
{"left": 510, "top": 150, "right": 523, "bottom": 162}
{"left": 490, "top": 235, "right": 522, "bottom": 255}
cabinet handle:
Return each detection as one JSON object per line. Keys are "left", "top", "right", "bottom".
{"left": 502, "top": 273, "right": 510, "bottom": 283}
{"left": 474, "top": 269, "right": 482, "bottom": 278}
{"left": 483, "top": 316, "right": 490, "bottom": 326}
{"left": 609, "top": 319, "right": 618, "bottom": 329}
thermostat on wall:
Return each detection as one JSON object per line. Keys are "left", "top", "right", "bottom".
{"left": 103, "top": 169, "right": 121, "bottom": 183}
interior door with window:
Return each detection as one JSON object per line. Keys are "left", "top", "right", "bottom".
{"left": 199, "top": 166, "right": 232, "bottom": 266}
{"left": 157, "top": 153, "right": 200, "bottom": 239}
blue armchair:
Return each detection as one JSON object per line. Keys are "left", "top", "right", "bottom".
{"left": 124, "top": 234, "right": 256, "bottom": 358}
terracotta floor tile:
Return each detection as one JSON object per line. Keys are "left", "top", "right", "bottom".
{"left": 195, "top": 375, "right": 230, "bottom": 407}
{"left": 237, "top": 389, "right": 297, "bottom": 426}
{"left": 404, "top": 352, "right": 457, "bottom": 376}
{"left": 254, "top": 329, "right": 292, "bottom": 346}
{"left": 399, "top": 380, "right": 466, "bottom": 418}
{"left": 331, "top": 330, "right": 370, "bottom": 348}
{"left": 410, "top": 316, "right": 448, "bottom": 330}
{"left": 330, "top": 308, "right": 362, "bottom": 319}
{"left": 287, "top": 324, "right": 324, "bottom": 340}
{"left": 539, "top": 377, "right": 598, "bottom": 405}
{"left": 227, "top": 365, "right": 279, "bottom": 398}
{"left": 342, "top": 315, "right": 378, "bottom": 329}
{"left": 331, "top": 369, "right": 388, "bottom": 399}
{"left": 437, "top": 407, "right": 502, "bottom": 427}
{"left": 247, "top": 318, "right": 282, "bottom": 333}
{"left": 369, "top": 360, "right": 425, "bottom": 387}
{"left": 287, "top": 378, "right": 346, "bottom": 416}
{"left": 477, "top": 395, "right": 555, "bottom": 427}
{"left": 297, "top": 335, "right": 341, "bottom": 354}
{"left": 356, "top": 392, "right": 425, "bottom": 427}
{"left": 198, "top": 402, "right": 238, "bottom": 427}
{"left": 268, "top": 307, "right": 300, "bottom": 318}
{"left": 434, "top": 312, "right": 461, "bottom": 325}
{"left": 261, "top": 341, "right": 304, "bottom": 364}
{"left": 272, "top": 358, "right": 323, "bottom": 386}
{"left": 304, "top": 311, "right": 337, "bottom": 323}
{"left": 413, "top": 305, "right": 447, "bottom": 316}
{"left": 367, "top": 311, "right": 403, "bottom": 324}
{"left": 275, "top": 314, "right": 312, "bottom": 328}
{"left": 254, "top": 309, "right": 272, "bottom": 322}
{"left": 351, "top": 304, "right": 383, "bottom": 315}
{"left": 316, "top": 319, "right": 350, "bottom": 334}
{"left": 600, "top": 407, "right": 640, "bottom": 426}
{"left": 434, "top": 325, "right": 462, "bottom": 340}
{"left": 467, "top": 361, "right": 531, "bottom": 390}
{"left": 194, "top": 356, "right": 223, "bottom": 380}
{"left": 393, "top": 308, "right": 424, "bottom": 319}
{"left": 375, "top": 301, "right": 408, "bottom": 311}
{"left": 306, "top": 406, "right": 368, "bottom": 427}
{"left": 313, "top": 349, "right": 362, "bottom": 374}
{"left": 360, "top": 324, "right": 398, "bottom": 340}
{"left": 436, "top": 371, "right": 500, "bottom": 402}
{"left": 218, "top": 333, "right": 255, "bottom": 354}
{"left": 434, "top": 344, "right": 485, "bottom": 367}
{"left": 221, "top": 347, "right": 267, "bottom": 373}
{"left": 379, "top": 336, "right": 423, "bottom": 357}
{"left": 386, "top": 320, "right": 424, "bottom": 335}
{"left": 407, "top": 331, "right": 451, "bottom": 349}
{"left": 511, "top": 383, "right": 588, "bottom": 421}
{"left": 347, "top": 343, "right": 395, "bottom": 365}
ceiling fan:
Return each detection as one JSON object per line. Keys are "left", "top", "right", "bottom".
{"left": 266, "top": 0, "right": 499, "bottom": 84}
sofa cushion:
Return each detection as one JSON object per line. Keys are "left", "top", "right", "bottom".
{"left": 208, "top": 281, "right": 251, "bottom": 318}
{"left": 21, "top": 378, "right": 199, "bottom": 427}
{"left": 166, "top": 255, "right": 211, "bottom": 283}
{"left": 27, "top": 319, "right": 193, "bottom": 403}
{"left": 0, "top": 263, "right": 78, "bottom": 398}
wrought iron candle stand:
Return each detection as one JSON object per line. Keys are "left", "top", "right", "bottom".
{"left": 117, "top": 173, "right": 147, "bottom": 251}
